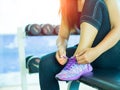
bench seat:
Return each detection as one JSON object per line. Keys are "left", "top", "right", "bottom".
{"left": 69, "top": 68, "right": 120, "bottom": 90}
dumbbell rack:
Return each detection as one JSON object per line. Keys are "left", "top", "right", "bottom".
{"left": 17, "top": 27, "right": 28, "bottom": 90}
{"left": 17, "top": 25, "right": 80, "bottom": 90}
{"left": 17, "top": 26, "right": 58, "bottom": 90}
{"left": 17, "top": 24, "right": 60, "bottom": 90}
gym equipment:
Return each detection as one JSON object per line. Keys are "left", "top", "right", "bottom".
{"left": 41, "top": 24, "right": 54, "bottom": 35}
{"left": 26, "top": 55, "right": 40, "bottom": 73}
{"left": 25, "top": 24, "right": 41, "bottom": 36}
{"left": 54, "top": 25, "right": 60, "bottom": 35}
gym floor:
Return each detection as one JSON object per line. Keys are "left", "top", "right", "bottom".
{"left": 0, "top": 72, "right": 97, "bottom": 90}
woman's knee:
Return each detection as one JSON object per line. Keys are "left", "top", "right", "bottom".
{"left": 39, "top": 52, "right": 64, "bottom": 74}
{"left": 39, "top": 54, "right": 54, "bottom": 70}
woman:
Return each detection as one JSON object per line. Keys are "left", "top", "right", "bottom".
{"left": 39, "top": 0, "right": 120, "bottom": 90}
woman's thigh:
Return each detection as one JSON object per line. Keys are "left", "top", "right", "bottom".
{"left": 91, "top": 42, "right": 120, "bottom": 69}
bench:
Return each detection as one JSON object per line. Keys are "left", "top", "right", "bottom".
{"left": 68, "top": 68, "right": 120, "bottom": 90}
{"left": 17, "top": 24, "right": 120, "bottom": 90}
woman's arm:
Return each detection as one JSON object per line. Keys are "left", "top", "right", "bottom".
{"left": 56, "top": 18, "right": 70, "bottom": 49}
{"left": 56, "top": 17, "right": 71, "bottom": 65}
{"left": 74, "top": 22, "right": 99, "bottom": 64}
{"left": 95, "top": 0, "right": 120, "bottom": 54}
{"left": 75, "top": 0, "right": 120, "bottom": 64}
{"left": 74, "top": 22, "right": 98, "bottom": 55}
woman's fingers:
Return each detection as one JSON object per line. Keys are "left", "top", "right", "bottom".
{"left": 56, "top": 51, "right": 67, "bottom": 65}
{"left": 76, "top": 55, "right": 87, "bottom": 64}
{"left": 77, "top": 58, "right": 89, "bottom": 64}
{"left": 75, "top": 49, "right": 90, "bottom": 64}
{"left": 75, "top": 49, "right": 86, "bottom": 57}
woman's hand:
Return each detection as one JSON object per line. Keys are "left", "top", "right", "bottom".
{"left": 56, "top": 36, "right": 68, "bottom": 65}
{"left": 56, "top": 48, "right": 68, "bottom": 65}
{"left": 75, "top": 47, "right": 102, "bottom": 64}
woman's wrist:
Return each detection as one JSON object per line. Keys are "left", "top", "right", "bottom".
{"left": 56, "top": 37, "right": 68, "bottom": 49}
{"left": 94, "top": 46, "right": 104, "bottom": 56}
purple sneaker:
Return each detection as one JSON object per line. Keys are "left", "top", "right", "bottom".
{"left": 55, "top": 56, "right": 93, "bottom": 81}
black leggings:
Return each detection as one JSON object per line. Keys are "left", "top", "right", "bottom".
{"left": 39, "top": 43, "right": 120, "bottom": 90}
{"left": 39, "top": 46, "right": 76, "bottom": 90}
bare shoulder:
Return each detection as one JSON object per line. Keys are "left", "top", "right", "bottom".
{"left": 104, "top": 0, "right": 120, "bottom": 27}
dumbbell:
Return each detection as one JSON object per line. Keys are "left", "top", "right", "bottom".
{"left": 25, "top": 24, "right": 31, "bottom": 35}
{"left": 25, "top": 24, "right": 41, "bottom": 36}
{"left": 41, "top": 24, "right": 54, "bottom": 35}
{"left": 54, "top": 25, "right": 60, "bottom": 35}
{"left": 26, "top": 55, "right": 40, "bottom": 73}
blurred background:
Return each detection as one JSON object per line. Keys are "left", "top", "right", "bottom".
{"left": 0, "top": 0, "right": 60, "bottom": 34}
{"left": 0, "top": 0, "right": 61, "bottom": 89}
{"left": 0, "top": 0, "right": 95, "bottom": 90}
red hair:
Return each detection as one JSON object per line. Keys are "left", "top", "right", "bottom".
{"left": 60, "top": 0, "right": 79, "bottom": 30}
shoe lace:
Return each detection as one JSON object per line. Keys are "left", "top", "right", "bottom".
{"left": 64, "top": 57, "right": 76, "bottom": 70}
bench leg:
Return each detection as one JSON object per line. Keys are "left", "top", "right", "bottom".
{"left": 67, "top": 80, "right": 80, "bottom": 90}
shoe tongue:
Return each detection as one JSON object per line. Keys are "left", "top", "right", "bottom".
{"left": 64, "top": 56, "right": 76, "bottom": 70}
{"left": 69, "top": 56, "right": 76, "bottom": 62}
